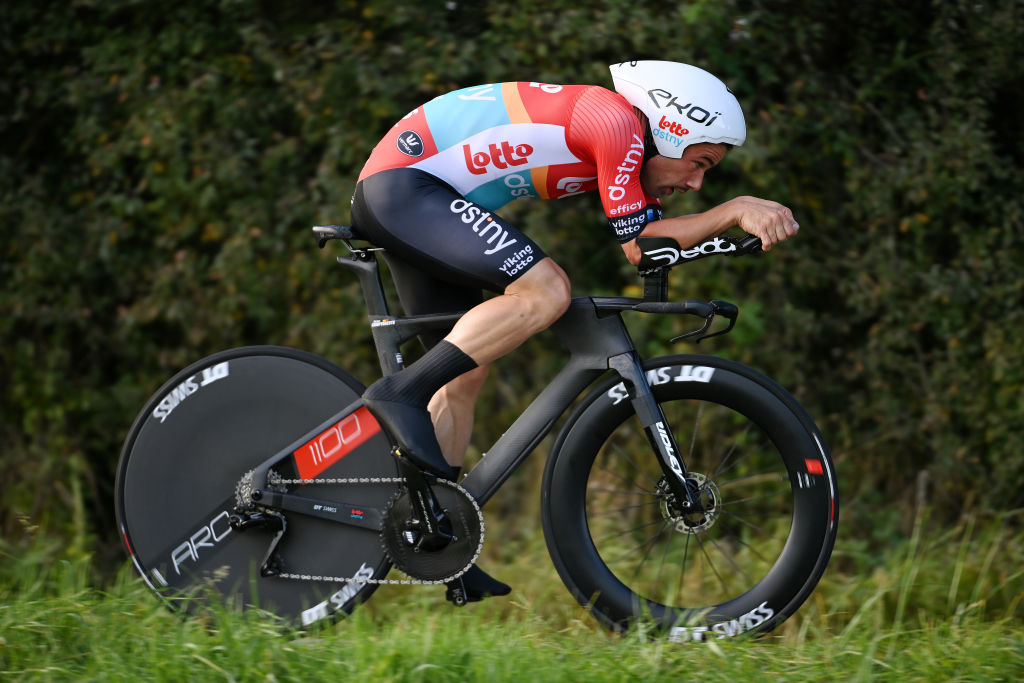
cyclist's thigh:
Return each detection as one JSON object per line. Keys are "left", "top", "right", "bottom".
{"left": 352, "top": 168, "right": 546, "bottom": 293}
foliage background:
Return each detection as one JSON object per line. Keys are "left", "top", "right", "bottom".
{"left": 2, "top": 0, "right": 1022, "bottom": 585}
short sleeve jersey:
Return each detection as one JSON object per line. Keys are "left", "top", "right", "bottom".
{"left": 357, "top": 82, "right": 663, "bottom": 243}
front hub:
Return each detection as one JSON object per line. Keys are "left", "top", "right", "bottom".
{"left": 656, "top": 473, "right": 720, "bottom": 534}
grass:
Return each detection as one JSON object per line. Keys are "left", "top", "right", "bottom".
{"left": 2, "top": 512, "right": 1023, "bottom": 682}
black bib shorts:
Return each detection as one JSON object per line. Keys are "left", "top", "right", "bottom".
{"left": 351, "top": 168, "right": 547, "bottom": 346}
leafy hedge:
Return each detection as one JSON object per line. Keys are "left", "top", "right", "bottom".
{"left": 2, "top": 0, "right": 1021, "bottom": 569}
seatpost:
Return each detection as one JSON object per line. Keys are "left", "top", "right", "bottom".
{"left": 336, "top": 253, "right": 390, "bottom": 317}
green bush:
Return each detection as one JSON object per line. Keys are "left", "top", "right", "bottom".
{"left": 2, "top": 0, "right": 1021, "bottom": 569}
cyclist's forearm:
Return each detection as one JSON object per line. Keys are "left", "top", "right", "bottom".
{"left": 621, "top": 195, "right": 799, "bottom": 264}
{"left": 645, "top": 203, "right": 739, "bottom": 246}
{"left": 621, "top": 202, "right": 739, "bottom": 265}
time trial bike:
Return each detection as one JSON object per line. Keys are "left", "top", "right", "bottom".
{"left": 114, "top": 225, "right": 837, "bottom": 642}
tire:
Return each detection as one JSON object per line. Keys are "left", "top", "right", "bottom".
{"left": 114, "top": 346, "right": 397, "bottom": 627}
{"left": 541, "top": 355, "right": 837, "bottom": 641}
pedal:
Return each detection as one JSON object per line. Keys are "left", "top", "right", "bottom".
{"left": 445, "top": 579, "right": 469, "bottom": 607}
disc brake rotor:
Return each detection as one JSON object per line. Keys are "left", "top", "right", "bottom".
{"left": 381, "top": 480, "right": 484, "bottom": 582}
{"left": 657, "top": 472, "right": 721, "bottom": 534}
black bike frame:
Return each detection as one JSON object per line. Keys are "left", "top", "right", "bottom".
{"left": 245, "top": 248, "right": 712, "bottom": 515}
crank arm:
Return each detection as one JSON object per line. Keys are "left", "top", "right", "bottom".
{"left": 398, "top": 456, "right": 455, "bottom": 552}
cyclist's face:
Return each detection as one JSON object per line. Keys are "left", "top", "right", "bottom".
{"left": 640, "top": 143, "right": 727, "bottom": 198}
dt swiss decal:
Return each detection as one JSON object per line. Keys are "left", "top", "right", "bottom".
{"left": 396, "top": 130, "right": 424, "bottom": 157}
{"left": 152, "top": 361, "right": 230, "bottom": 424}
{"left": 300, "top": 562, "right": 376, "bottom": 626}
{"left": 606, "top": 365, "right": 715, "bottom": 405}
{"left": 464, "top": 141, "right": 534, "bottom": 175}
{"left": 294, "top": 408, "right": 381, "bottom": 480}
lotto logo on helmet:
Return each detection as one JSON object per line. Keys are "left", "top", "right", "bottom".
{"left": 654, "top": 115, "right": 690, "bottom": 149}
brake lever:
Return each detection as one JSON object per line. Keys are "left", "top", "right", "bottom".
{"left": 669, "top": 300, "right": 739, "bottom": 344}
{"left": 313, "top": 225, "right": 342, "bottom": 249}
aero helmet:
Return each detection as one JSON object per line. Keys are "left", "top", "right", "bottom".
{"left": 609, "top": 61, "right": 746, "bottom": 158}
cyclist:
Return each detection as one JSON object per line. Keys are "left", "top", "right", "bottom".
{"left": 353, "top": 61, "right": 799, "bottom": 599}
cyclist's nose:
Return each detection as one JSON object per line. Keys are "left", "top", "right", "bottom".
{"left": 686, "top": 171, "right": 704, "bottom": 192}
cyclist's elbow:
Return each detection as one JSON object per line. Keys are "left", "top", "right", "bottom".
{"left": 622, "top": 240, "right": 642, "bottom": 266}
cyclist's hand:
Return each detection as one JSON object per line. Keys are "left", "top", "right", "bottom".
{"left": 728, "top": 196, "right": 799, "bottom": 251}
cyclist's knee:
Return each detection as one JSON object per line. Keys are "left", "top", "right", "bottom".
{"left": 508, "top": 258, "right": 571, "bottom": 325}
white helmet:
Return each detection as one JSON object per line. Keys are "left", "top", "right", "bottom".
{"left": 609, "top": 61, "right": 746, "bottom": 158}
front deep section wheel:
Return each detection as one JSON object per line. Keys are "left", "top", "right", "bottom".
{"left": 542, "top": 355, "right": 837, "bottom": 641}
{"left": 114, "top": 346, "right": 397, "bottom": 627}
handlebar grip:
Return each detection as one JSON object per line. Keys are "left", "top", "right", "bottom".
{"left": 735, "top": 235, "right": 762, "bottom": 253}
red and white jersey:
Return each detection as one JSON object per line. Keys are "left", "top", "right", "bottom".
{"left": 357, "top": 82, "right": 662, "bottom": 242}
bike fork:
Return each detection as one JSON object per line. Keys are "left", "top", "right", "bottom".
{"left": 608, "top": 353, "right": 698, "bottom": 508}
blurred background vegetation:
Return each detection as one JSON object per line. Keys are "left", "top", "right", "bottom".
{"left": 2, "top": 0, "right": 1021, "bottom": 581}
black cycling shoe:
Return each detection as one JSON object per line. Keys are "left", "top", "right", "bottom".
{"left": 445, "top": 565, "right": 511, "bottom": 605}
{"left": 362, "top": 396, "right": 454, "bottom": 478}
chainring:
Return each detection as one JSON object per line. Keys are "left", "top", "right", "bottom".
{"left": 380, "top": 480, "right": 484, "bottom": 582}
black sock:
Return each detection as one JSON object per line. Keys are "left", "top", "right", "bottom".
{"left": 364, "top": 340, "right": 477, "bottom": 407}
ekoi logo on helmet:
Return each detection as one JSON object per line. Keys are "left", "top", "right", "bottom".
{"left": 648, "top": 93, "right": 724, "bottom": 149}
{"left": 647, "top": 90, "right": 724, "bottom": 127}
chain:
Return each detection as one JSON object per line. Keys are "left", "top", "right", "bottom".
{"left": 237, "top": 473, "right": 483, "bottom": 586}
{"left": 275, "top": 476, "right": 405, "bottom": 486}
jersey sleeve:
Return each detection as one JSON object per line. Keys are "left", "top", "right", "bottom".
{"left": 565, "top": 87, "right": 662, "bottom": 243}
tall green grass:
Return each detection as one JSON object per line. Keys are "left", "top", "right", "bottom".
{"left": 2, "top": 512, "right": 1022, "bottom": 681}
